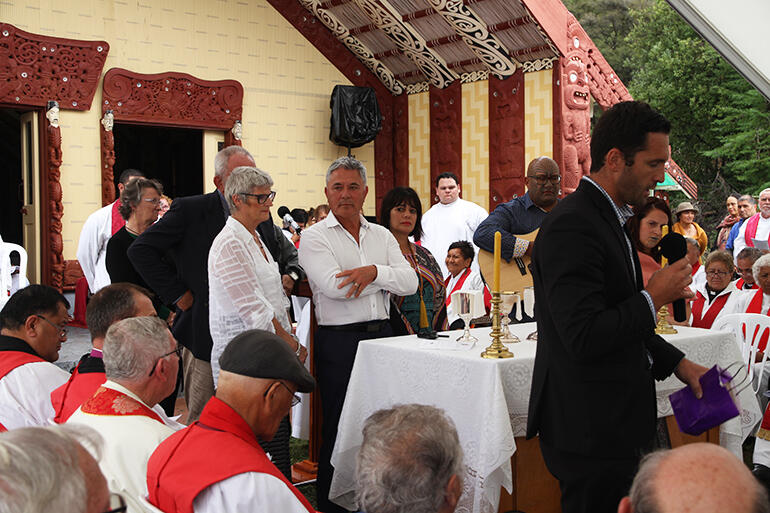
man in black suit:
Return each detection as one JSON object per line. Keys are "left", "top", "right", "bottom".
{"left": 526, "top": 101, "right": 708, "bottom": 513}
{"left": 127, "top": 145, "right": 303, "bottom": 422}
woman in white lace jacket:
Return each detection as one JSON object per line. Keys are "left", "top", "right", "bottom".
{"left": 208, "top": 166, "right": 305, "bottom": 386}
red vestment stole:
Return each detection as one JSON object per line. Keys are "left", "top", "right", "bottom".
{"left": 147, "top": 397, "right": 315, "bottom": 513}
{"left": 0, "top": 350, "right": 46, "bottom": 430}
{"left": 744, "top": 213, "right": 770, "bottom": 247}
{"left": 51, "top": 359, "right": 106, "bottom": 423}
{"left": 736, "top": 278, "right": 759, "bottom": 290}
{"left": 79, "top": 386, "right": 164, "bottom": 423}
{"left": 444, "top": 268, "right": 492, "bottom": 311}
{"left": 691, "top": 261, "right": 700, "bottom": 276}
{"left": 744, "top": 290, "right": 770, "bottom": 352}
{"left": 691, "top": 290, "right": 731, "bottom": 329}
{"left": 111, "top": 199, "right": 125, "bottom": 235}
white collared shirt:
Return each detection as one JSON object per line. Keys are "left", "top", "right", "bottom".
{"left": 76, "top": 201, "right": 117, "bottom": 293}
{"left": 298, "top": 212, "right": 417, "bottom": 326}
{"left": 734, "top": 214, "right": 770, "bottom": 262}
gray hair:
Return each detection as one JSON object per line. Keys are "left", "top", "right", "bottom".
{"left": 214, "top": 145, "right": 254, "bottom": 177}
{"left": 118, "top": 177, "right": 163, "bottom": 220}
{"left": 737, "top": 247, "right": 763, "bottom": 263}
{"left": 684, "top": 237, "right": 699, "bottom": 249}
{"left": 326, "top": 156, "right": 367, "bottom": 185}
{"left": 356, "top": 404, "right": 463, "bottom": 513}
{"left": 0, "top": 424, "right": 103, "bottom": 513}
{"left": 753, "top": 253, "right": 770, "bottom": 285}
{"left": 224, "top": 166, "right": 274, "bottom": 211}
{"left": 103, "top": 316, "right": 172, "bottom": 381}
{"left": 739, "top": 194, "right": 757, "bottom": 205}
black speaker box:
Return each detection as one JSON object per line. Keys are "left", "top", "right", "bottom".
{"left": 329, "top": 85, "right": 382, "bottom": 150}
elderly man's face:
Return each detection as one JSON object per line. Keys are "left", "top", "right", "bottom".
{"left": 214, "top": 153, "right": 255, "bottom": 193}
{"left": 757, "top": 266, "right": 770, "bottom": 292}
{"left": 759, "top": 191, "right": 770, "bottom": 217}
{"left": 736, "top": 258, "right": 756, "bottom": 286}
{"left": 325, "top": 167, "right": 367, "bottom": 222}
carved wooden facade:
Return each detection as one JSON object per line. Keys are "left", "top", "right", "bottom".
{"left": 0, "top": 23, "right": 108, "bottom": 290}
{"left": 99, "top": 69, "right": 244, "bottom": 206}
{"left": 489, "top": 70, "right": 525, "bottom": 210}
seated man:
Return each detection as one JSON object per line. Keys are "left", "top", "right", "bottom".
{"left": 147, "top": 329, "right": 316, "bottom": 513}
{"left": 68, "top": 316, "right": 183, "bottom": 512}
{"left": 356, "top": 404, "right": 463, "bottom": 513}
{"left": 0, "top": 424, "right": 114, "bottom": 513}
{"left": 736, "top": 247, "right": 763, "bottom": 290}
{"left": 0, "top": 285, "right": 70, "bottom": 429}
{"left": 52, "top": 282, "right": 157, "bottom": 422}
{"left": 618, "top": 443, "right": 767, "bottom": 513}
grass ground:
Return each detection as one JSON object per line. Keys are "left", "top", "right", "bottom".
{"left": 290, "top": 437, "right": 318, "bottom": 508}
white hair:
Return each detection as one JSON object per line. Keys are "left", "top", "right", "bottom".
{"left": 0, "top": 424, "right": 103, "bottom": 513}
{"left": 356, "top": 404, "right": 463, "bottom": 513}
{"left": 753, "top": 253, "right": 770, "bottom": 285}
{"left": 213, "top": 145, "right": 254, "bottom": 177}
{"left": 103, "top": 316, "right": 171, "bottom": 381}
{"left": 224, "top": 166, "right": 274, "bottom": 211}
{"left": 326, "top": 156, "right": 367, "bottom": 185}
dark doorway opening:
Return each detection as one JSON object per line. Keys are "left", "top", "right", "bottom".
{"left": 113, "top": 124, "right": 203, "bottom": 201}
{"left": 0, "top": 108, "right": 23, "bottom": 245}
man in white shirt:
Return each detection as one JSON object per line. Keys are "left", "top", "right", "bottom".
{"left": 68, "top": 316, "right": 183, "bottom": 512}
{"left": 298, "top": 156, "right": 417, "bottom": 513}
{"left": 733, "top": 188, "right": 770, "bottom": 260}
{"left": 420, "top": 172, "right": 488, "bottom": 278}
{"left": 147, "top": 329, "right": 317, "bottom": 513}
{"left": 77, "top": 169, "right": 145, "bottom": 294}
{"left": 0, "top": 285, "right": 70, "bottom": 430}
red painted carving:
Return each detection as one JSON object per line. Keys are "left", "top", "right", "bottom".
{"left": 46, "top": 115, "right": 65, "bottom": 290}
{"left": 102, "top": 68, "right": 243, "bottom": 130}
{"left": 0, "top": 23, "right": 108, "bottom": 110}
{"left": 374, "top": 99, "right": 394, "bottom": 218}
{"left": 488, "top": 70, "right": 525, "bottom": 210}
{"left": 552, "top": 65, "right": 564, "bottom": 199}
{"left": 100, "top": 69, "right": 245, "bottom": 206}
{"left": 393, "top": 94, "right": 409, "bottom": 189}
{"left": 63, "top": 260, "right": 84, "bottom": 291}
{"left": 429, "top": 82, "right": 462, "bottom": 205}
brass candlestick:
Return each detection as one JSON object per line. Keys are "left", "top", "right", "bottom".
{"left": 654, "top": 304, "right": 677, "bottom": 334}
{"left": 481, "top": 292, "right": 514, "bottom": 358}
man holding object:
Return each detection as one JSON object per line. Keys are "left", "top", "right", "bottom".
{"left": 526, "top": 101, "right": 708, "bottom": 513}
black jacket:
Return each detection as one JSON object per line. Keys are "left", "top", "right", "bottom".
{"left": 526, "top": 179, "right": 684, "bottom": 456}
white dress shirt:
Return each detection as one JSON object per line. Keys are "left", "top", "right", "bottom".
{"left": 298, "top": 212, "right": 417, "bottom": 326}
{"left": 734, "top": 214, "right": 770, "bottom": 262}
{"left": 0, "top": 360, "right": 68, "bottom": 429}
{"left": 67, "top": 381, "right": 182, "bottom": 513}
{"left": 193, "top": 472, "right": 310, "bottom": 513}
{"left": 420, "top": 198, "right": 488, "bottom": 278}
{"left": 76, "top": 201, "right": 117, "bottom": 293}
{"left": 208, "top": 217, "right": 291, "bottom": 386}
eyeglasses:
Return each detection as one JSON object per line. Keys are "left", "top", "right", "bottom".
{"left": 35, "top": 315, "right": 68, "bottom": 338}
{"left": 706, "top": 270, "right": 731, "bottom": 277}
{"left": 148, "top": 345, "right": 183, "bottom": 377}
{"left": 104, "top": 492, "right": 127, "bottom": 513}
{"left": 528, "top": 174, "right": 561, "bottom": 185}
{"left": 240, "top": 191, "right": 277, "bottom": 204}
{"left": 270, "top": 381, "right": 301, "bottom": 407}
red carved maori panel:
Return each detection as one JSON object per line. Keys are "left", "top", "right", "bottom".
{"left": 488, "top": 70, "right": 525, "bottom": 210}
{"left": 100, "top": 69, "right": 245, "bottom": 205}
{"left": 45, "top": 112, "right": 65, "bottom": 290}
{"left": 393, "top": 93, "right": 409, "bottom": 189}
{"left": 0, "top": 23, "right": 108, "bottom": 110}
{"left": 429, "top": 82, "right": 462, "bottom": 205}
{"left": 552, "top": 64, "right": 564, "bottom": 199}
{"left": 266, "top": 0, "right": 397, "bottom": 217}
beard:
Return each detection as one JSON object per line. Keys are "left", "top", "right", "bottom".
{"left": 617, "top": 166, "right": 652, "bottom": 208}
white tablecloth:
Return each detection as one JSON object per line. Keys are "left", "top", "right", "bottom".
{"left": 329, "top": 323, "right": 762, "bottom": 513}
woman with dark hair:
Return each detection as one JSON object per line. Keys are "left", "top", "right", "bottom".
{"left": 627, "top": 196, "right": 672, "bottom": 286}
{"left": 379, "top": 187, "right": 446, "bottom": 335}
{"left": 444, "top": 240, "right": 491, "bottom": 329}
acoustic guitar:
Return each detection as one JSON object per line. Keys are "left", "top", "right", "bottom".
{"left": 477, "top": 229, "right": 538, "bottom": 293}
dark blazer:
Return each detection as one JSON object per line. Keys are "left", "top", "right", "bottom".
{"left": 128, "top": 191, "right": 226, "bottom": 361}
{"left": 526, "top": 179, "right": 684, "bottom": 457}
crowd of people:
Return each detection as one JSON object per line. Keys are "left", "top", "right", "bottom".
{"left": 2, "top": 100, "right": 770, "bottom": 513}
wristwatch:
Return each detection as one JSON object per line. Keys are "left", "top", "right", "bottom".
{"left": 288, "top": 271, "right": 299, "bottom": 282}
{"left": 291, "top": 335, "right": 302, "bottom": 357}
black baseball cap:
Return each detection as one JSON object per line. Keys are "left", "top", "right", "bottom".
{"left": 219, "top": 329, "right": 315, "bottom": 393}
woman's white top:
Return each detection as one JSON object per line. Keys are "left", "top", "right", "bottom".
{"left": 208, "top": 216, "right": 290, "bottom": 386}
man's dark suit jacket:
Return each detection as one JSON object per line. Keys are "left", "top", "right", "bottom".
{"left": 128, "top": 191, "right": 226, "bottom": 362}
{"left": 526, "top": 179, "right": 684, "bottom": 457}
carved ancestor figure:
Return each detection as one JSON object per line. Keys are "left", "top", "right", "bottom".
{"left": 560, "top": 24, "right": 592, "bottom": 195}
{"left": 46, "top": 101, "right": 65, "bottom": 290}
{"left": 100, "top": 110, "right": 116, "bottom": 205}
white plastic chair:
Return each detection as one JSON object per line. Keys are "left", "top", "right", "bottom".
{"left": 2, "top": 242, "right": 29, "bottom": 293}
{"left": 712, "top": 313, "right": 770, "bottom": 395}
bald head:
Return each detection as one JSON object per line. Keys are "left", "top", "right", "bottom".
{"left": 525, "top": 156, "right": 560, "bottom": 211}
{"left": 620, "top": 443, "right": 768, "bottom": 513}
{"left": 527, "top": 156, "right": 559, "bottom": 175}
